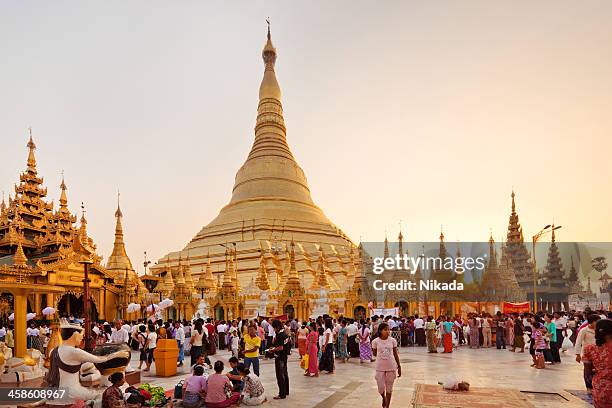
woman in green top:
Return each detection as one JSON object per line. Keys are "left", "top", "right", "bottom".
{"left": 544, "top": 314, "right": 561, "bottom": 363}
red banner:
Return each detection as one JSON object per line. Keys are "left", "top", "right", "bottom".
{"left": 503, "top": 302, "right": 530, "bottom": 314}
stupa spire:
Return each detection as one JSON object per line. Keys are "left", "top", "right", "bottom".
{"left": 222, "top": 23, "right": 317, "bottom": 209}
{"left": 79, "top": 202, "right": 88, "bottom": 242}
{"left": 398, "top": 222, "right": 404, "bottom": 256}
{"left": 383, "top": 235, "right": 389, "bottom": 259}
{"left": 59, "top": 172, "right": 68, "bottom": 209}
{"left": 439, "top": 225, "right": 447, "bottom": 259}
{"left": 106, "top": 192, "right": 134, "bottom": 274}
{"left": 26, "top": 128, "right": 37, "bottom": 173}
{"left": 488, "top": 232, "right": 497, "bottom": 267}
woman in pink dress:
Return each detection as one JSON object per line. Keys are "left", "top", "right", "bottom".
{"left": 305, "top": 323, "right": 319, "bottom": 376}
{"left": 358, "top": 319, "right": 374, "bottom": 363}
{"left": 582, "top": 319, "right": 612, "bottom": 408}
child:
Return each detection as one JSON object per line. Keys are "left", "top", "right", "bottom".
{"left": 371, "top": 322, "right": 401, "bottom": 408}
{"left": 533, "top": 322, "right": 547, "bottom": 369}
{"left": 226, "top": 356, "right": 243, "bottom": 392}
{"left": 230, "top": 328, "right": 240, "bottom": 358}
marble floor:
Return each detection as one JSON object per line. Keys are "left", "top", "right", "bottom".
{"left": 132, "top": 345, "right": 592, "bottom": 408}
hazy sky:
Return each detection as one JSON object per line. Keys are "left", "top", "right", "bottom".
{"left": 1, "top": 1, "right": 611, "bottom": 273}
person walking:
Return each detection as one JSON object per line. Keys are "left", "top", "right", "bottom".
{"left": 495, "top": 312, "right": 506, "bottom": 349}
{"left": 442, "top": 317, "right": 453, "bottom": 353}
{"left": 358, "top": 319, "right": 374, "bottom": 363}
{"left": 318, "top": 319, "right": 335, "bottom": 374}
{"left": 305, "top": 323, "right": 319, "bottom": 377}
{"left": 468, "top": 316, "right": 479, "bottom": 349}
{"left": 482, "top": 314, "right": 492, "bottom": 348}
{"left": 336, "top": 319, "right": 349, "bottom": 363}
{"left": 425, "top": 316, "right": 437, "bottom": 353}
{"left": 582, "top": 319, "right": 612, "bottom": 408}
{"left": 144, "top": 323, "right": 157, "bottom": 372}
{"left": 297, "top": 322, "right": 308, "bottom": 359}
{"left": 372, "top": 323, "right": 401, "bottom": 408}
{"left": 511, "top": 314, "right": 525, "bottom": 352}
{"left": 544, "top": 314, "right": 561, "bottom": 363}
{"left": 413, "top": 314, "right": 425, "bottom": 347}
{"left": 575, "top": 314, "right": 601, "bottom": 393}
{"left": 175, "top": 321, "right": 185, "bottom": 367}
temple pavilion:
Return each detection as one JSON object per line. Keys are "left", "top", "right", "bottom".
{"left": 0, "top": 132, "right": 147, "bottom": 356}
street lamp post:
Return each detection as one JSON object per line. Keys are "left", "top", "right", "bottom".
{"left": 532, "top": 224, "right": 562, "bottom": 313}
{"left": 79, "top": 257, "right": 94, "bottom": 351}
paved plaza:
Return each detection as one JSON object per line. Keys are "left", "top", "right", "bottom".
{"left": 135, "top": 345, "right": 593, "bottom": 408}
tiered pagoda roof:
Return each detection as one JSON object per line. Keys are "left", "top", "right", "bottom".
{"left": 505, "top": 191, "right": 533, "bottom": 287}
{"left": 0, "top": 134, "right": 102, "bottom": 268}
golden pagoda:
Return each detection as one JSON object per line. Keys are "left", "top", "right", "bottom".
{"left": 152, "top": 25, "right": 366, "bottom": 320}
{"left": 105, "top": 193, "right": 145, "bottom": 318}
{"left": 0, "top": 132, "right": 133, "bottom": 355}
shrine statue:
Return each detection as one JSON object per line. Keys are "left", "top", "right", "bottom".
{"left": 0, "top": 341, "right": 45, "bottom": 385}
{"left": 45, "top": 321, "right": 130, "bottom": 405}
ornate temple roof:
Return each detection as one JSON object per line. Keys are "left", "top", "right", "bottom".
{"left": 0, "top": 132, "right": 115, "bottom": 283}
{"left": 504, "top": 191, "right": 533, "bottom": 286}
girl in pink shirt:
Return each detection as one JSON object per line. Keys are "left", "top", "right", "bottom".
{"left": 372, "top": 322, "right": 401, "bottom": 408}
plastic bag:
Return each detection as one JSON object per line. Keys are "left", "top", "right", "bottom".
{"left": 562, "top": 336, "right": 573, "bottom": 351}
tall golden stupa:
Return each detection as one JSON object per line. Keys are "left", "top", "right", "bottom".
{"left": 152, "top": 26, "right": 368, "bottom": 321}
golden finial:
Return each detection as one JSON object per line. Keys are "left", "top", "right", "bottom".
{"left": 59, "top": 171, "right": 68, "bottom": 208}
{"left": 60, "top": 170, "right": 66, "bottom": 190}
{"left": 266, "top": 17, "right": 271, "bottom": 40}
{"left": 115, "top": 189, "right": 123, "bottom": 218}
{"left": 511, "top": 189, "right": 516, "bottom": 213}
{"left": 26, "top": 127, "right": 37, "bottom": 170}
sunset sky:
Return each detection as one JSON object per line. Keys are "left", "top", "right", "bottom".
{"left": 1, "top": 1, "right": 611, "bottom": 273}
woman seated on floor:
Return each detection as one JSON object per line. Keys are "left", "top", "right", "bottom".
{"left": 237, "top": 363, "right": 266, "bottom": 406}
{"left": 182, "top": 364, "right": 207, "bottom": 408}
{"left": 205, "top": 361, "right": 240, "bottom": 408}
{"left": 102, "top": 372, "right": 143, "bottom": 408}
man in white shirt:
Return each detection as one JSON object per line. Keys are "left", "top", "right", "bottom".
{"left": 110, "top": 320, "right": 129, "bottom": 344}
{"left": 174, "top": 321, "right": 185, "bottom": 367}
{"left": 553, "top": 312, "right": 567, "bottom": 349}
{"left": 0, "top": 326, "right": 6, "bottom": 340}
{"left": 575, "top": 314, "right": 600, "bottom": 391}
{"left": 217, "top": 321, "right": 227, "bottom": 350}
{"left": 414, "top": 314, "right": 425, "bottom": 346}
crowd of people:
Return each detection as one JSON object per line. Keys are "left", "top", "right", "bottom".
{"left": 1, "top": 307, "right": 610, "bottom": 408}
